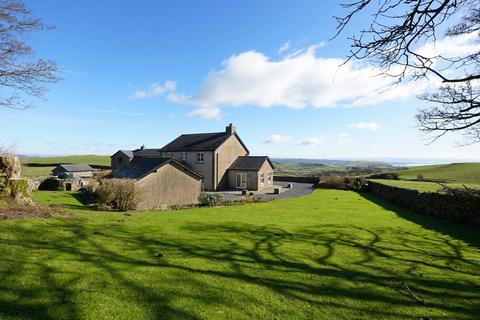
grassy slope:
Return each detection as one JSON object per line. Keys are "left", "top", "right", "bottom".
{"left": 393, "top": 163, "right": 480, "bottom": 184}
{"left": 0, "top": 191, "right": 479, "bottom": 319}
{"left": 369, "top": 179, "right": 479, "bottom": 193}
{"left": 21, "top": 155, "right": 110, "bottom": 176}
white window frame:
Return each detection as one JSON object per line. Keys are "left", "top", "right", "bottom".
{"left": 181, "top": 152, "right": 188, "bottom": 161}
{"left": 236, "top": 172, "right": 247, "bottom": 189}
{"left": 268, "top": 171, "right": 272, "bottom": 182}
{"left": 196, "top": 152, "right": 204, "bottom": 163}
{"left": 260, "top": 172, "right": 265, "bottom": 184}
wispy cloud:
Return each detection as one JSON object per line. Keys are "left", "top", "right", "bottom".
{"left": 129, "top": 80, "right": 176, "bottom": 99}
{"left": 278, "top": 41, "right": 290, "bottom": 54}
{"left": 336, "top": 133, "right": 350, "bottom": 143}
{"left": 186, "top": 107, "right": 222, "bottom": 119}
{"left": 348, "top": 122, "right": 379, "bottom": 131}
{"left": 297, "top": 135, "right": 327, "bottom": 146}
{"left": 265, "top": 134, "right": 291, "bottom": 144}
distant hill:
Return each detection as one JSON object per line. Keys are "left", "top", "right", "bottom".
{"left": 272, "top": 158, "right": 395, "bottom": 177}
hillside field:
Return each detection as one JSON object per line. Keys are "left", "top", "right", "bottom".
{"left": 0, "top": 190, "right": 478, "bottom": 319}
{"left": 391, "top": 163, "right": 480, "bottom": 184}
{"left": 21, "top": 155, "right": 110, "bottom": 176}
{"left": 368, "top": 179, "right": 480, "bottom": 193}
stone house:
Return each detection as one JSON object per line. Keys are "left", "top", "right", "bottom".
{"left": 111, "top": 157, "right": 202, "bottom": 209}
{"left": 111, "top": 124, "right": 274, "bottom": 192}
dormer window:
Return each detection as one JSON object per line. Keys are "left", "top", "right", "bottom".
{"left": 196, "top": 152, "right": 204, "bottom": 163}
{"left": 181, "top": 152, "right": 188, "bottom": 161}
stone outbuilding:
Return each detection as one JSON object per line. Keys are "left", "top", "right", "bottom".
{"left": 51, "top": 164, "right": 94, "bottom": 178}
{"left": 111, "top": 157, "right": 203, "bottom": 210}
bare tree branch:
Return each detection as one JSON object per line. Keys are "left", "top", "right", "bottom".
{"left": 0, "top": 0, "right": 59, "bottom": 110}
{"left": 335, "top": 0, "right": 480, "bottom": 144}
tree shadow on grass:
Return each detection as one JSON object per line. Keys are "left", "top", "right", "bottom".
{"left": 358, "top": 192, "right": 480, "bottom": 249}
{"left": 0, "top": 211, "right": 479, "bottom": 319}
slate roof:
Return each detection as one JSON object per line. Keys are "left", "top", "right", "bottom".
{"left": 228, "top": 156, "right": 274, "bottom": 171}
{"left": 160, "top": 132, "right": 249, "bottom": 152}
{"left": 111, "top": 157, "right": 202, "bottom": 180}
{"left": 57, "top": 164, "right": 94, "bottom": 172}
{"left": 133, "top": 148, "right": 163, "bottom": 157}
{"left": 111, "top": 150, "right": 134, "bottom": 158}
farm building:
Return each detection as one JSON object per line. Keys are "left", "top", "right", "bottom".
{"left": 51, "top": 164, "right": 94, "bottom": 178}
{"left": 111, "top": 157, "right": 203, "bottom": 210}
{"left": 111, "top": 123, "right": 274, "bottom": 191}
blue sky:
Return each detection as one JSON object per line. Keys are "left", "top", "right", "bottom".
{"left": 0, "top": 0, "right": 478, "bottom": 160}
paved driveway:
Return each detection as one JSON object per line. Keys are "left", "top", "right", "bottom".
{"left": 220, "top": 181, "right": 315, "bottom": 201}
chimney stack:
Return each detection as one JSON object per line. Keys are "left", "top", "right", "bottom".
{"left": 140, "top": 144, "right": 145, "bottom": 150}
{"left": 226, "top": 123, "right": 236, "bottom": 134}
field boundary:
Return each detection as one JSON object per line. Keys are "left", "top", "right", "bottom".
{"left": 366, "top": 180, "right": 480, "bottom": 228}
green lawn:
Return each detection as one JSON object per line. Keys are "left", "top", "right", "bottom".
{"left": 368, "top": 179, "right": 480, "bottom": 193}
{"left": 0, "top": 190, "right": 479, "bottom": 319}
{"left": 392, "top": 163, "right": 480, "bottom": 184}
{"left": 21, "top": 155, "right": 111, "bottom": 176}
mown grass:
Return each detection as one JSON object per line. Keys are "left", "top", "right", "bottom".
{"left": 21, "top": 155, "right": 110, "bottom": 176}
{"left": 0, "top": 190, "right": 479, "bottom": 319}
{"left": 368, "top": 179, "right": 480, "bottom": 193}
{"left": 392, "top": 163, "right": 480, "bottom": 184}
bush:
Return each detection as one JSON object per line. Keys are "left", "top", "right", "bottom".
{"left": 198, "top": 192, "right": 224, "bottom": 207}
{"left": 368, "top": 172, "right": 399, "bottom": 180}
{"left": 321, "top": 174, "right": 348, "bottom": 189}
{"left": 416, "top": 174, "right": 424, "bottom": 181}
{"left": 91, "top": 179, "right": 143, "bottom": 211}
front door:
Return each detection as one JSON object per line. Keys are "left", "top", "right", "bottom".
{"left": 236, "top": 172, "right": 247, "bottom": 189}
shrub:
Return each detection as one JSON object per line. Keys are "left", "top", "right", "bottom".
{"left": 198, "top": 192, "right": 224, "bottom": 207}
{"left": 416, "top": 174, "right": 424, "bottom": 181}
{"left": 368, "top": 172, "right": 399, "bottom": 180}
{"left": 321, "top": 174, "right": 348, "bottom": 189}
{"left": 91, "top": 179, "right": 143, "bottom": 211}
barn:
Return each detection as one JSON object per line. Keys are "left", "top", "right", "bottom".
{"left": 51, "top": 164, "right": 94, "bottom": 178}
{"left": 111, "top": 157, "right": 203, "bottom": 210}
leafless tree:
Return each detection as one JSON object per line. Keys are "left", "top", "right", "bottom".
{"left": 0, "top": 0, "right": 59, "bottom": 110}
{"left": 335, "top": 0, "right": 480, "bottom": 144}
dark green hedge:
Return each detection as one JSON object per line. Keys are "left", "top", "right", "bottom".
{"left": 366, "top": 181, "right": 480, "bottom": 228}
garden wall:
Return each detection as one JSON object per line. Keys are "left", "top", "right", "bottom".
{"left": 366, "top": 181, "right": 480, "bottom": 228}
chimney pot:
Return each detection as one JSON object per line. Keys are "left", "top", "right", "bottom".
{"left": 226, "top": 123, "right": 236, "bottom": 134}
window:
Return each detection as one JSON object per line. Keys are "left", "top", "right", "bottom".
{"left": 260, "top": 172, "right": 265, "bottom": 184}
{"left": 166, "top": 152, "right": 173, "bottom": 158}
{"left": 196, "top": 152, "right": 204, "bottom": 163}
{"left": 118, "top": 157, "right": 123, "bottom": 164}
{"left": 181, "top": 152, "right": 188, "bottom": 161}
{"left": 268, "top": 171, "right": 272, "bottom": 182}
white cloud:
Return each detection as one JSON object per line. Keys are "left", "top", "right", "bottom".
{"left": 166, "top": 34, "right": 478, "bottom": 118}
{"left": 297, "top": 135, "right": 327, "bottom": 146}
{"left": 417, "top": 32, "right": 480, "bottom": 61}
{"left": 171, "top": 43, "right": 429, "bottom": 118}
{"left": 265, "top": 134, "right": 291, "bottom": 144}
{"left": 129, "top": 80, "right": 176, "bottom": 99}
{"left": 337, "top": 133, "right": 350, "bottom": 144}
{"left": 186, "top": 107, "right": 221, "bottom": 119}
{"left": 278, "top": 41, "right": 290, "bottom": 54}
{"left": 349, "top": 122, "right": 379, "bottom": 131}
